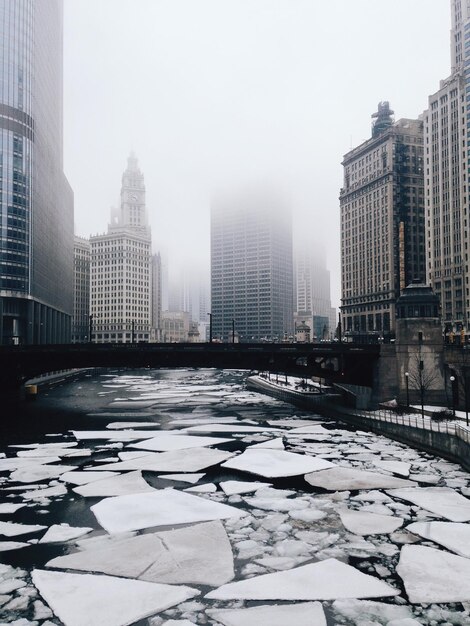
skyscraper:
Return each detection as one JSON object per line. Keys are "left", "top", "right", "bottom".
{"left": 424, "top": 1, "right": 469, "bottom": 331}
{"left": 294, "top": 240, "right": 336, "bottom": 340}
{"left": 211, "top": 188, "right": 293, "bottom": 342}
{"left": 90, "top": 155, "right": 152, "bottom": 343}
{"left": 0, "top": 0, "right": 74, "bottom": 344}
{"left": 340, "top": 103, "right": 425, "bottom": 337}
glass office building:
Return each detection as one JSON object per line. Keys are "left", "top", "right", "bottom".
{"left": 0, "top": 0, "right": 73, "bottom": 344}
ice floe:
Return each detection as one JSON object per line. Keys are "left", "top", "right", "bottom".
{"left": 206, "top": 558, "right": 399, "bottom": 600}
{"left": 339, "top": 510, "right": 403, "bottom": 535}
{"left": 38, "top": 524, "right": 93, "bottom": 544}
{"left": 221, "top": 449, "right": 335, "bottom": 478}
{"left": 372, "top": 460, "right": 411, "bottom": 477}
{"left": 406, "top": 521, "right": 470, "bottom": 557}
{"left": 305, "top": 467, "right": 414, "bottom": 491}
{"left": 0, "top": 503, "right": 26, "bottom": 514}
{"left": 207, "top": 602, "right": 326, "bottom": 626}
{"left": 159, "top": 473, "right": 206, "bottom": 484}
{"left": 91, "top": 488, "right": 245, "bottom": 533}
{"left": 219, "top": 480, "right": 272, "bottom": 495}
{"left": 387, "top": 487, "right": 470, "bottom": 521}
{"left": 31, "top": 569, "right": 199, "bottom": 626}
{"left": 129, "top": 433, "right": 233, "bottom": 451}
{"left": 0, "top": 541, "right": 30, "bottom": 551}
{"left": 397, "top": 544, "right": 470, "bottom": 603}
{"left": 93, "top": 447, "right": 235, "bottom": 473}
{"left": 71, "top": 430, "right": 162, "bottom": 441}
{"left": 59, "top": 470, "right": 119, "bottom": 485}
{"left": 21, "top": 484, "right": 68, "bottom": 500}
{"left": 10, "top": 464, "right": 78, "bottom": 484}
{"left": 47, "top": 520, "right": 234, "bottom": 586}
{"left": 0, "top": 521, "right": 47, "bottom": 537}
{"left": 73, "top": 471, "right": 154, "bottom": 497}
{"left": 332, "top": 599, "right": 413, "bottom": 624}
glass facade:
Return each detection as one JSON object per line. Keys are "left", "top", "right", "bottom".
{"left": 0, "top": 0, "right": 73, "bottom": 344}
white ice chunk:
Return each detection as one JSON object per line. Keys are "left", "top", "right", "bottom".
{"left": 221, "top": 449, "right": 335, "bottom": 478}
{"left": 249, "top": 438, "right": 285, "bottom": 449}
{"left": 351, "top": 491, "right": 392, "bottom": 503}
{"left": 387, "top": 487, "right": 470, "bottom": 521}
{"left": 332, "top": 599, "right": 413, "bottom": 623}
{"left": 0, "top": 503, "right": 26, "bottom": 514}
{"left": 184, "top": 424, "right": 282, "bottom": 433}
{"left": 220, "top": 481, "right": 272, "bottom": 495}
{"left": 206, "top": 558, "right": 399, "bottom": 600}
{"left": 397, "top": 544, "right": 470, "bottom": 603}
{"left": 106, "top": 422, "right": 158, "bottom": 429}
{"left": 10, "top": 464, "right": 78, "bottom": 484}
{"left": 91, "top": 488, "right": 245, "bottom": 533}
{"left": 93, "top": 447, "right": 234, "bottom": 473}
{"left": 31, "top": 569, "right": 199, "bottom": 626}
{"left": 0, "top": 541, "right": 30, "bottom": 551}
{"left": 22, "top": 484, "right": 68, "bottom": 500}
{"left": 406, "top": 521, "right": 470, "bottom": 558}
{"left": 305, "top": 467, "right": 414, "bottom": 491}
{"left": 129, "top": 433, "right": 233, "bottom": 451}
{"left": 39, "top": 524, "right": 93, "bottom": 544}
{"left": 373, "top": 460, "right": 411, "bottom": 477}
{"left": 184, "top": 483, "right": 217, "bottom": 493}
{"left": 47, "top": 520, "right": 234, "bottom": 586}
{"left": 339, "top": 510, "right": 403, "bottom": 535}
{"left": 73, "top": 471, "right": 154, "bottom": 498}
{"left": 0, "top": 521, "right": 47, "bottom": 537}
{"left": 59, "top": 471, "right": 119, "bottom": 485}
{"left": 207, "top": 602, "right": 326, "bottom": 626}
{"left": 159, "top": 473, "right": 206, "bottom": 484}
{"left": 0, "top": 457, "right": 61, "bottom": 471}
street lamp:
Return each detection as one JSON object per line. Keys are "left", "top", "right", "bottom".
{"left": 404, "top": 371, "right": 409, "bottom": 408}
{"left": 450, "top": 375, "right": 456, "bottom": 417}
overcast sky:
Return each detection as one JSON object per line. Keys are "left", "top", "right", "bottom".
{"left": 64, "top": 0, "right": 451, "bottom": 307}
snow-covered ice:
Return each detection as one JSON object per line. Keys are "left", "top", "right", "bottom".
{"left": 38, "top": 524, "right": 93, "bottom": 544}
{"left": 91, "top": 488, "right": 246, "bottom": 533}
{"left": 10, "top": 464, "right": 78, "bottom": 484}
{"left": 60, "top": 471, "right": 119, "bottom": 485}
{"left": 372, "top": 460, "right": 411, "bottom": 477}
{"left": 0, "top": 541, "right": 30, "bottom": 551}
{"left": 31, "top": 569, "right": 199, "bottom": 626}
{"left": 158, "top": 473, "right": 205, "bottom": 484}
{"left": 47, "top": 521, "right": 234, "bottom": 586}
{"left": 207, "top": 602, "right": 327, "bottom": 626}
{"left": 221, "top": 448, "right": 335, "bottom": 478}
{"left": 406, "top": 521, "right": 470, "bottom": 558}
{"left": 206, "top": 558, "right": 399, "bottom": 600}
{"left": 129, "top": 433, "right": 233, "bottom": 451}
{"left": 305, "top": 467, "right": 414, "bottom": 491}
{"left": 387, "top": 487, "right": 470, "bottom": 521}
{"left": 339, "top": 510, "right": 403, "bottom": 535}
{"left": 0, "top": 521, "right": 47, "bottom": 537}
{"left": 73, "top": 471, "right": 154, "bottom": 497}
{"left": 397, "top": 544, "right": 470, "bottom": 603}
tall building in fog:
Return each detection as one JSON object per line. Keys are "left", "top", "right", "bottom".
{"left": 423, "top": 1, "right": 470, "bottom": 330}
{"left": 294, "top": 241, "right": 336, "bottom": 340}
{"left": 340, "top": 103, "right": 425, "bottom": 336}
{"left": 90, "top": 155, "right": 151, "bottom": 343}
{"left": 0, "top": 0, "right": 74, "bottom": 344}
{"left": 211, "top": 189, "right": 293, "bottom": 342}
{"left": 151, "top": 252, "right": 162, "bottom": 341}
{"left": 72, "top": 236, "right": 90, "bottom": 343}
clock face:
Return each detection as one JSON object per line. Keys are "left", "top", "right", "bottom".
{"left": 128, "top": 192, "right": 138, "bottom": 202}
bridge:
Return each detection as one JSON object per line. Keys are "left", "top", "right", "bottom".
{"left": 0, "top": 342, "right": 380, "bottom": 394}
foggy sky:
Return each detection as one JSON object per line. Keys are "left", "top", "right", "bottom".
{"left": 64, "top": 0, "right": 451, "bottom": 307}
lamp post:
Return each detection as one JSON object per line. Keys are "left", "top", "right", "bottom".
{"left": 450, "top": 375, "right": 456, "bottom": 417}
{"left": 207, "top": 313, "right": 212, "bottom": 343}
{"left": 405, "top": 371, "right": 409, "bottom": 408}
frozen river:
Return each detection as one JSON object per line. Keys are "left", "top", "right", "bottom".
{"left": 1, "top": 368, "right": 470, "bottom": 626}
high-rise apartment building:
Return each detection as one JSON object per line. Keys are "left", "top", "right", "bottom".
{"left": 294, "top": 241, "right": 336, "bottom": 340}
{"left": 72, "top": 236, "right": 90, "bottom": 343}
{"left": 423, "top": 1, "right": 470, "bottom": 330}
{"left": 90, "top": 155, "right": 151, "bottom": 343}
{"left": 211, "top": 189, "right": 293, "bottom": 342}
{"left": 0, "top": 0, "right": 74, "bottom": 344}
{"left": 340, "top": 103, "right": 425, "bottom": 337}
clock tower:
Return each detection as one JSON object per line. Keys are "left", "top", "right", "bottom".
{"left": 113, "top": 152, "right": 150, "bottom": 235}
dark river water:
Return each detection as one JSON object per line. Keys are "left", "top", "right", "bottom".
{"left": 1, "top": 368, "right": 470, "bottom": 626}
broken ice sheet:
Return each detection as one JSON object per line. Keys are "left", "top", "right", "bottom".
{"left": 332, "top": 599, "right": 413, "bottom": 623}
{"left": 206, "top": 558, "right": 399, "bottom": 600}
{"left": 71, "top": 430, "right": 162, "bottom": 441}
{"left": 0, "top": 503, "right": 26, "bottom": 514}
{"left": 0, "top": 541, "right": 30, "bottom": 551}
{"left": 59, "top": 470, "right": 119, "bottom": 485}
{"left": 406, "top": 521, "right": 470, "bottom": 558}
{"left": 207, "top": 602, "right": 326, "bottom": 626}
{"left": 92, "top": 447, "right": 235, "bottom": 473}
{"left": 221, "top": 448, "right": 335, "bottom": 478}
{"left": 0, "top": 521, "right": 47, "bottom": 537}
{"left": 91, "top": 488, "right": 246, "bottom": 533}
{"left": 32, "top": 569, "right": 199, "bottom": 626}
{"left": 47, "top": 520, "right": 234, "bottom": 586}
{"left": 21, "top": 483, "right": 68, "bottom": 500}
{"left": 158, "top": 473, "right": 205, "bottom": 484}
{"left": 39, "top": 524, "right": 93, "bottom": 544}
{"left": 397, "top": 544, "right": 470, "bottom": 603}
{"left": 73, "top": 471, "right": 155, "bottom": 498}
{"left": 305, "top": 467, "right": 414, "bottom": 491}
{"left": 219, "top": 480, "right": 272, "bottom": 495}
{"left": 339, "top": 509, "right": 403, "bottom": 535}
{"left": 372, "top": 460, "right": 411, "bottom": 477}
{"left": 387, "top": 487, "right": 470, "bottom": 521}
{"left": 129, "top": 433, "right": 233, "bottom": 451}
{"left": 10, "top": 464, "right": 78, "bottom": 484}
